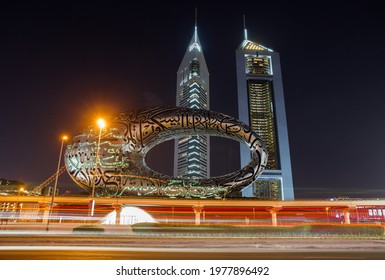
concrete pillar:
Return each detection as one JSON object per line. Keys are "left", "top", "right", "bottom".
{"left": 114, "top": 204, "right": 122, "bottom": 225}
{"left": 342, "top": 208, "right": 354, "bottom": 224}
{"left": 193, "top": 205, "right": 204, "bottom": 225}
{"left": 269, "top": 208, "right": 281, "bottom": 227}
{"left": 40, "top": 203, "right": 50, "bottom": 223}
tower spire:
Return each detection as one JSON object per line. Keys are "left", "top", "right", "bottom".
{"left": 243, "top": 14, "right": 248, "bottom": 41}
{"left": 175, "top": 6, "right": 210, "bottom": 180}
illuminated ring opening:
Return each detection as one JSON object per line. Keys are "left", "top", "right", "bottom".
{"left": 64, "top": 107, "right": 268, "bottom": 198}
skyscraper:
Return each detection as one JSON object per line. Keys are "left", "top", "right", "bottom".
{"left": 173, "top": 22, "right": 210, "bottom": 179}
{"left": 236, "top": 28, "right": 294, "bottom": 200}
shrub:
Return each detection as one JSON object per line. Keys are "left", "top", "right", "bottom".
{"left": 72, "top": 225, "right": 105, "bottom": 233}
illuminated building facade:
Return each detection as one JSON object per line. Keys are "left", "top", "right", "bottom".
{"left": 173, "top": 23, "right": 210, "bottom": 179}
{"left": 236, "top": 30, "right": 294, "bottom": 200}
{"left": 63, "top": 107, "right": 268, "bottom": 198}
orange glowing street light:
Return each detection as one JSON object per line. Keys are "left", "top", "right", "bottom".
{"left": 96, "top": 118, "right": 106, "bottom": 129}
{"left": 18, "top": 187, "right": 24, "bottom": 196}
{"left": 15, "top": 186, "right": 24, "bottom": 219}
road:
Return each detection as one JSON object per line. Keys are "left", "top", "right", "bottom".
{"left": 1, "top": 233, "right": 385, "bottom": 259}
{"left": 1, "top": 247, "right": 385, "bottom": 260}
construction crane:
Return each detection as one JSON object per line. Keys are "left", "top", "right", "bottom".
{"left": 31, "top": 166, "right": 67, "bottom": 195}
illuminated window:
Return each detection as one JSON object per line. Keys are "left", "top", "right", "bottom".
{"left": 242, "top": 41, "right": 272, "bottom": 52}
{"left": 189, "top": 58, "right": 200, "bottom": 77}
{"left": 248, "top": 80, "right": 279, "bottom": 169}
{"left": 253, "top": 179, "right": 281, "bottom": 200}
{"left": 245, "top": 55, "right": 272, "bottom": 75}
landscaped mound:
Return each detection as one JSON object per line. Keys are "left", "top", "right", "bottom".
{"left": 131, "top": 223, "right": 385, "bottom": 238}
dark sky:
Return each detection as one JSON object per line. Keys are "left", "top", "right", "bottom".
{"left": 1, "top": 1, "right": 384, "bottom": 199}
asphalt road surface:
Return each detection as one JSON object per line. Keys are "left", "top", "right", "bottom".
{"left": 1, "top": 234, "right": 385, "bottom": 259}
{"left": 1, "top": 247, "right": 385, "bottom": 260}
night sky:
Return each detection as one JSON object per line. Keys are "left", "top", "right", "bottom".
{"left": 1, "top": 1, "right": 384, "bottom": 199}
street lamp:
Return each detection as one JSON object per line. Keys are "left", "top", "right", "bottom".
{"left": 15, "top": 187, "right": 24, "bottom": 221}
{"left": 90, "top": 118, "right": 106, "bottom": 217}
{"left": 46, "top": 135, "right": 68, "bottom": 231}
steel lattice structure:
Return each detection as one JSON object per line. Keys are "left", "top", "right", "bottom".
{"left": 64, "top": 107, "right": 268, "bottom": 198}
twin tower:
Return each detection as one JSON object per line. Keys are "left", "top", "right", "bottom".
{"left": 173, "top": 22, "right": 294, "bottom": 200}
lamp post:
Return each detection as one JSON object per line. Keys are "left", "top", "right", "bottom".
{"left": 90, "top": 118, "right": 106, "bottom": 217}
{"left": 15, "top": 187, "right": 24, "bottom": 222}
{"left": 46, "top": 135, "right": 68, "bottom": 231}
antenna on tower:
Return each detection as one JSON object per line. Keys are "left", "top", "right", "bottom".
{"left": 194, "top": 7, "right": 198, "bottom": 43}
{"left": 243, "top": 14, "right": 248, "bottom": 41}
